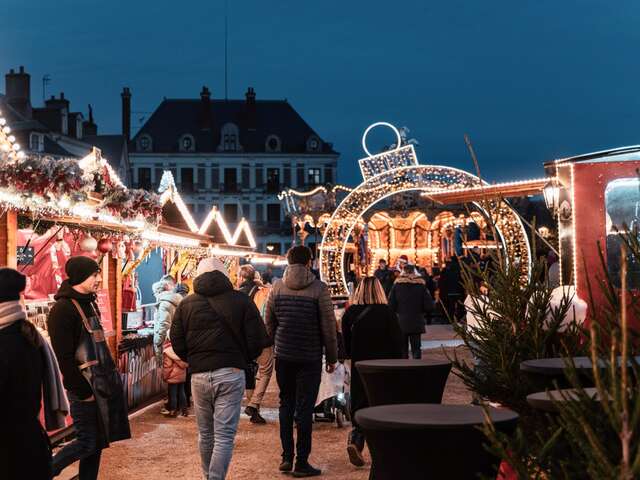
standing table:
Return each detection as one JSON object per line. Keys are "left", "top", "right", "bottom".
{"left": 356, "top": 358, "right": 452, "bottom": 406}
{"left": 356, "top": 404, "right": 519, "bottom": 479}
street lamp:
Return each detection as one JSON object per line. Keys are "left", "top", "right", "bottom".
{"left": 542, "top": 178, "right": 561, "bottom": 213}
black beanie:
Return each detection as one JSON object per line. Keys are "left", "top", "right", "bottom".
{"left": 65, "top": 256, "right": 101, "bottom": 286}
{"left": 0, "top": 268, "right": 26, "bottom": 303}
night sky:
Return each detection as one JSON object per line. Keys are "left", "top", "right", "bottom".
{"left": 2, "top": 0, "right": 639, "bottom": 187}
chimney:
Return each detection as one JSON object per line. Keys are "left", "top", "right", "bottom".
{"left": 82, "top": 104, "right": 98, "bottom": 137}
{"left": 245, "top": 87, "right": 256, "bottom": 130}
{"left": 43, "top": 92, "right": 70, "bottom": 135}
{"left": 121, "top": 87, "right": 131, "bottom": 142}
{"left": 5, "top": 66, "right": 32, "bottom": 118}
{"left": 199, "top": 86, "right": 212, "bottom": 130}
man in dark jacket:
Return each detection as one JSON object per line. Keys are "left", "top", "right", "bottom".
{"left": 170, "top": 257, "right": 270, "bottom": 480}
{"left": 389, "top": 264, "right": 435, "bottom": 359}
{"left": 48, "top": 256, "right": 130, "bottom": 480}
{"left": 374, "top": 259, "right": 394, "bottom": 295}
{"left": 265, "top": 245, "right": 338, "bottom": 477}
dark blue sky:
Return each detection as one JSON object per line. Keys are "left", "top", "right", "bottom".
{"left": 2, "top": 0, "right": 639, "bottom": 186}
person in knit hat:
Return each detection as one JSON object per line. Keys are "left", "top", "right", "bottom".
{"left": 0, "top": 268, "right": 52, "bottom": 480}
{"left": 48, "top": 256, "right": 130, "bottom": 479}
{"left": 170, "top": 257, "right": 271, "bottom": 479}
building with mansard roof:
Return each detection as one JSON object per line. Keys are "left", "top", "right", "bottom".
{"left": 128, "top": 86, "right": 339, "bottom": 254}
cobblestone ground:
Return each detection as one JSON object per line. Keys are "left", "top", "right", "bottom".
{"left": 59, "top": 325, "right": 472, "bottom": 480}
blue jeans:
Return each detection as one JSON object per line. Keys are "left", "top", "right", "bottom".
{"left": 52, "top": 399, "right": 102, "bottom": 480}
{"left": 191, "top": 368, "right": 245, "bottom": 480}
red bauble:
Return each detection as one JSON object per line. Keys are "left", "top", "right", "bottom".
{"left": 97, "top": 238, "right": 113, "bottom": 254}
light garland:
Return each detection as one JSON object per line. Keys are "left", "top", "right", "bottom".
{"left": 158, "top": 171, "right": 199, "bottom": 233}
{"left": 199, "top": 207, "right": 257, "bottom": 248}
{"left": 318, "top": 122, "right": 532, "bottom": 296}
{"left": 141, "top": 229, "right": 201, "bottom": 248}
{"left": 0, "top": 110, "right": 25, "bottom": 162}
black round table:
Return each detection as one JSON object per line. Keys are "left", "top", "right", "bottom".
{"left": 356, "top": 404, "right": 519, "bottom": 479}
{"left": 356, "top": 358, "right": 452, "bottom": 406}
{"left": 520, "top": 356, "right": 640, "bottom": 391}
{"left": 527, "top": 387, "right": 600, "bottom": 413}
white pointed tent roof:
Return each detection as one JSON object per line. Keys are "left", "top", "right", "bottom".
{"left": 199, "top": 207, "right": 257, "bottom": 248}
{"left": 158, "top": 170, "right": 199, "bottom": 233}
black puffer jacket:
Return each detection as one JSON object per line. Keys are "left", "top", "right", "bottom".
{"left": 170, "top": 271, "right": 271, "bottom": 373}
{"left": 265, "top": 264, "right": 338, "bottom": 364}
{"left": 388, "top": 274, "right": 435, "bottom": 334}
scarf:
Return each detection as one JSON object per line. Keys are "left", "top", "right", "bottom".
{"left": 0, "top": 301, "right": 26, "bottom": 330}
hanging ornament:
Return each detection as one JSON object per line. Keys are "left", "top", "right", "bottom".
{"left": 79, "top": 234, "right": 97, "bottom": 252}
{"left": 116, "top": 241, "right": 127, "bottom": 260}
{"left": 97, "top": 237, "right": 113, "bottom": 254}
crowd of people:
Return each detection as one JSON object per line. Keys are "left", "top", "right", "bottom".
{"left": 2, "top": 244, "right": 517, "bottom": 480}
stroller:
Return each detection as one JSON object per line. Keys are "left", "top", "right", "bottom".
{"left": 314, "top": 360, "right": 351, "bottom": 427}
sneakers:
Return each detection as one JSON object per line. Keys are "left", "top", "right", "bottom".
{"left": 245, "top": 406, "right": 267, "bottom": 424}
{"left": 346, "top": 443, "right": 365, "bottom": 467}
{"left": 292, "top": 461, "right": 321, "bottom": 477}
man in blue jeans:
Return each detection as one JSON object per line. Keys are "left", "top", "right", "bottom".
{"left": 170, "top": 257, "right": 270, "bottom": 480}
{"left": 265, "top": 246, "right": 338, "bottom": 477}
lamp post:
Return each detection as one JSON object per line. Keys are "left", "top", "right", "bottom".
{"left": 542, "top": 178, "right": 561, "bottom": 214}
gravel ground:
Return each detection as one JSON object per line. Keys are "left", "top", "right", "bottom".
{"left": 60, "top": 326, "right": 472, "bottom": 480}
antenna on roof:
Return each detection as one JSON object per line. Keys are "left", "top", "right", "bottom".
{"left": 224, "top": 0, "right": 229, "bottom": 101}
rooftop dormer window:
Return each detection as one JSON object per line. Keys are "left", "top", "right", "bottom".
{"left": 179, "top": 134, "right": 195, "bottom": 152}
{"left": 218, "top": 123, "right": 241, "bottom": 152}
{"left": 306, "top": 135, "right": 321, "bottom": 153}
{"left": 138, "top": 134, "right": 153, "bottom": 152}
{"left": 265, "top": 134, "right": 281, "bottom": 153}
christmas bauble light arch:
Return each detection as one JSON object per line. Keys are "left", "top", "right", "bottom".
{"left": 319, "top": 122, "right": 532, "bottom": 296}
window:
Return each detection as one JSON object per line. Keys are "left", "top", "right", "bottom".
{"left": 218, "top": 123, "right": 241, "bottom": 152}
{"left": 138, "top": 134, "right": 152, "bottom": 152}
{"left": 283, "top": 167, "right": 291, "bottom": 187}
{"left": 224, "top": 168, "right": 237, "bottom": 192}
{"left": 256, "top": 204, "right": 264, "bottom": 223}
{"left": 242, "top": 165, "right": 250, "bottom": 189}
{"left": 197, "top": 168, "right": 206, "bottom": 190}
{"left": 266, "top": 168, "right": 280, "bottom": 193}
{"left": 224, "top": 204, "right": 238, "bottom": 223}
{"left": 308, "top": 168, "right": 321, "bottom": 186}
{"left": 29, "top": 133, "right": 44, "bottom": 152}
{"left": 324, "top": 167, "right": 333, "bottom": 185}
{"left": 154, "top": 167, "right": 163, "bottom": 189}
{"left": 138, "top": 168, "right": 152, "bottom": 190}
{"left": 181, "top": 168, "right": 194, "bottom": 193}
{"left": 267, "top": 204, "right": 281, "bottom": 223}
{"left": 179, "top": 134, "right": 195, "bottom": 152}
{"left": 242, "top": 204, "right": 251, "bottom": 219}
{"left": 296, "top": 165, "right": 305, "bottom": 187}
{"left": 211, "top": 167, "right": 220, "bottom": 189}
{"left": 265, "top": 135, "right": 281, "bottom": 152}
{"left": 255, "top": 165, "right": 264, "bottom": 187}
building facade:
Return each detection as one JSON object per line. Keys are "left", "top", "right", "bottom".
{"left": 127, "top": 86, "right": 338, "bottom": 254}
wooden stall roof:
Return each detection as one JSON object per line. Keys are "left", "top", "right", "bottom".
{"left": 423, "top": 178, "right": 547, "bottom": 205}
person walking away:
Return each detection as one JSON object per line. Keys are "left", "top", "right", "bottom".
{"left": 170, "top": 257, "right": 270, "bottom": 480}
{"left": 388, "top": 264, "right": 435, "bottom": 359}
{"left": 374, "top": 259, "right": 394, "bottom": 296}
{"left": 237, "top": 264, "right": 274, "bottom": 424}
{"left": 152, "top": 276, "right": 183, "bottom": 415}
{"left": 48, "top": 257, "right": 130, "bottom": 480}
{"left": 438, "top": 259, "right": 465, "bottom": 323}
{"left": 265, "top": 246, "right": 338, "bottom": 477}
{"left": 162, "top": 336, "right": 189, "bottom": 416}
{"left": 341, "top": 277, "right": 403, "bottom": 467}
{"left": 0, "top": 268, "right": 57, "bottom": 480}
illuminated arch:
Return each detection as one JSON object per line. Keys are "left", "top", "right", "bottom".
{"left": 319, "top": 125, "right": 531, "bottom": 296}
